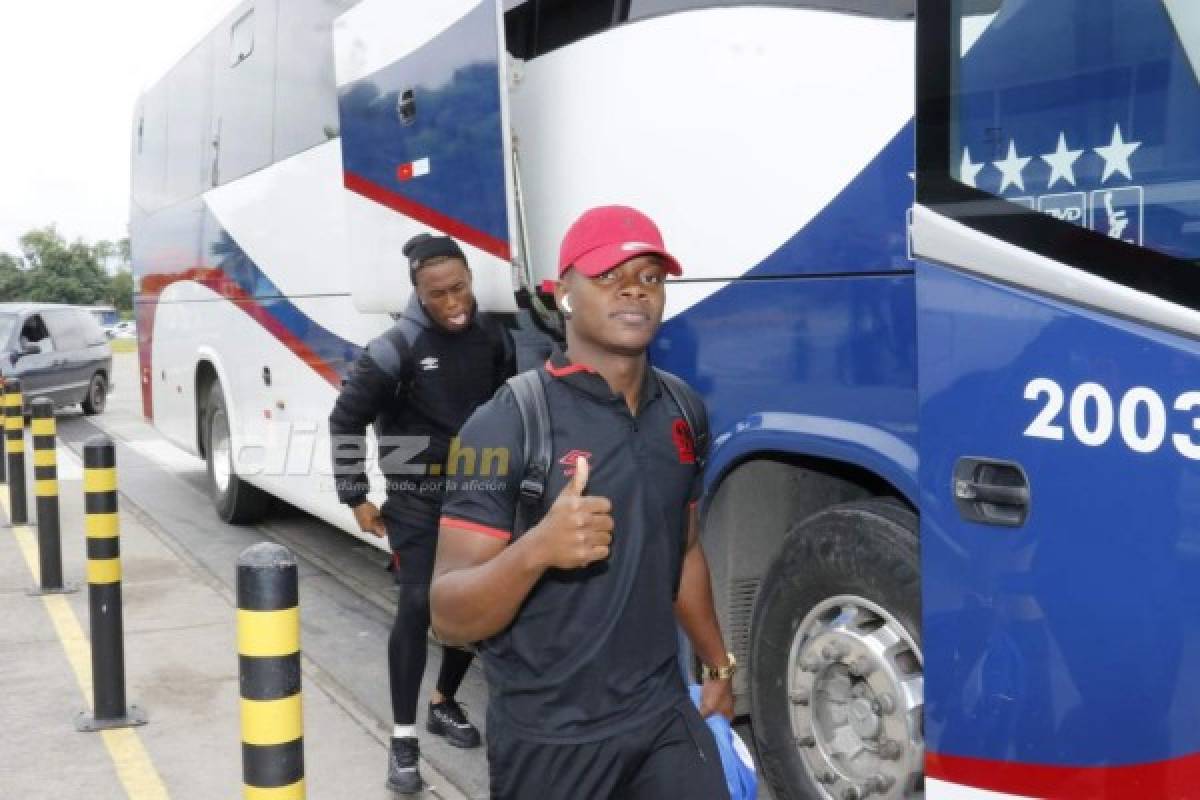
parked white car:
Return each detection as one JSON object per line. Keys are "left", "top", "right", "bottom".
{"left": 106, "top": 320, "right": 137, "bottom": 340}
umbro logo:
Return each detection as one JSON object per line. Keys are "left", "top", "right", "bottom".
{"left": 559, "top": 449, "right": 592, "bottom": 478}
{"left": 420, "top": 357, "right": 439, "bottom": 371}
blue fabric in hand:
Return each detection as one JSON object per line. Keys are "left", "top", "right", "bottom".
{"left": 689, "top": 684, "right": 758, "bottom": 800}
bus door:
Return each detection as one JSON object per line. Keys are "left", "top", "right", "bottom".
{"left": 915, "top": 2, "right": 1200, "bottom": 797}
{"left": 333, "top": 0, "right": 520, "bottom": 315}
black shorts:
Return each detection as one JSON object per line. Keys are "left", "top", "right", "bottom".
{"left": 487, "top": 701, "right": 732, "bottom": 800}
{"left": 383, "top": 495, "right": 442, "bottom": 584}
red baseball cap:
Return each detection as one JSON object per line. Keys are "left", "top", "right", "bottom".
{"left": 557, "top": 206, "right": 683, "bottom": 278}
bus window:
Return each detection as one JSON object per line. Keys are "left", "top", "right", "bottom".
{"left": 627, "top": 0, "right": 915, "bottom": 21}
{"left": 505, "top": 0, "right": 622, "bottom": 59}
{"left": 212, "top": 2, "right": 277, "bottom": 185}
{"left": 273, "top": 0, "right": 343, "bottom": 161}
{"left": 1164, "top": 1, "right": 1200, "bottom": 83}
{"left": 919, "top": 0, "right": 1200, "bottom": 318}
{"left": 132, "top": 90, "right": 168, "bottom": 212}
{"left": 166, "top": 40, "right": 212, "bottom": 206}
{"left": 953, "top": 1, "right": 1200, "bottom": 264}
{"left": 506, "top": 0, "right": 918, "bottom": 60}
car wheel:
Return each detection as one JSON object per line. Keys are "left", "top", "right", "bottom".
{"left": 205, "top": 381, "right": 270, "bottom": 524}
{"left": 751, "top": 499, "right": 923, "bottom": 800}
{"left": 82, "top": 373, "right": 107, "bottom": 415}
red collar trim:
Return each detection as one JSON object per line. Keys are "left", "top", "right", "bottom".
{"left": 544, "top": 358, "right": 598, "bottom": 378}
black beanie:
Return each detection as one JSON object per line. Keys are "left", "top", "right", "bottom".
{"left": 403, "top": 233, "right": 467, "bottom": 283}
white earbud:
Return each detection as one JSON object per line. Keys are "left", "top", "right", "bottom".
{"left": 560, "top": 295, "right": 573, "bottom": 314}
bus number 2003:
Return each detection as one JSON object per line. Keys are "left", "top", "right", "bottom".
{"left": 1024, "top": 378, "right": 1200, "bottom": 458}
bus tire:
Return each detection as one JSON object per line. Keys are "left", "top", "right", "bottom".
{"left": 750, "top": 499, "right": 922, "bottom": 800}
{"left": 82, "top": 372, "right": 107, "bottom": 415}
{"left": 205, "top": 382, "right": 270, "bottom": 524}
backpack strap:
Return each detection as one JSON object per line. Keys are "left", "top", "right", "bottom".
{"left": 482, "top": 312, "right": 516, "bottom": 373}
{"left": 506, "top": 370, "right": 552, "bottom": 537}
{"left": 655, "top": 368, "right": 710, "bottom": 599}
{"left": 366, "top": 317, "right": 421, "bottom": 398}
{"left": 654, "top": 368, "right": 710, "bottom": 469}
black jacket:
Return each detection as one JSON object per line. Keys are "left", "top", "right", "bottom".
{"left": 329, "top": 296, "right": 515, "bottom": 516}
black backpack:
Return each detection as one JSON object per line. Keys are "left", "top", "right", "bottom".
{"left": 366, "top": 313, "right": 515, "bottom": 400}
{"left": 365, "top": 316, "right": 423, "bottom": 396}
{"left": 506, "top": 367, "right": 710, "bottom": 539}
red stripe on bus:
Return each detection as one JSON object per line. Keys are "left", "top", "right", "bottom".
{"left": 927, "top": 750, "right": 1200, "bottom": 798}
{"left": 139, "top": 268, "right": 342, "bottom": 391}
{"left": 343, "top": 171, "right": 512, "bottom": 263}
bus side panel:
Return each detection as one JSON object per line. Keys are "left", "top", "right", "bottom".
{"left": 133, "top": 196, "right": 206, "bottom": 424}
{"left": 919, "top": 263, "right": 1200, "bottom": 796}
{"left": 511, "top": 7, "right": 914, "bottom": 290}
{"left": 654, "top": 275, "right": 917, "bottom": 472}
{"left": 334, "top": 0, "right": 518, "bottom": 315}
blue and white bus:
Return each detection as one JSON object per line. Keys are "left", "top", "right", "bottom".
{"left": 131, "top": 0, "right": 1200, "bottom": 796}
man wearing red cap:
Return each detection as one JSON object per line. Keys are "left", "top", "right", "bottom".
{"left": 430, "top": 206, "right": 735, "bottom": 799}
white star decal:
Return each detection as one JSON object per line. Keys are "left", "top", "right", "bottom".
{"left": 1040, "top": 132, "right": 1083, "bottom": 189}
{"left": 1094, "top": 124, "right": 1141, "bottom": 183}
{"left": 994, "top": 140, "right": 1032, "bottom": 193}
{"left": 959, "top": 148, "right": 984, "bottom": 189}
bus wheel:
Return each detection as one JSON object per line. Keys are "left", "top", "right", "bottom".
{"left": 750, "top": 499, "right": 922, "bottom": 800}
{"left": 205, "top": 382, "right": 270, "bottom": 524}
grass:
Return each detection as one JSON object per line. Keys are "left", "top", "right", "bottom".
{"left": 109, "top": 338, "right": 137, "bottom": 354}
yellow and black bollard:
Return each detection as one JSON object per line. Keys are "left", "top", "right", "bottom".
{"left": 5, "top": 378, "right": 27, "bottom": 524}
{"left": 76, "top": 435, "right": 147, "bottom": 731}
{"left": 238, "top": 542, "right": 305, "bottom": 799}
{"left": 0, "top": 382, "right": 7, "bottom": 484}
{"left": 28, "top": 398, "right": 76, "bottom": 595}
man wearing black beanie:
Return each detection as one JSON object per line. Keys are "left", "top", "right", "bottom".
{"left": 329, "top": 232, "right": 515, "bottom": 793}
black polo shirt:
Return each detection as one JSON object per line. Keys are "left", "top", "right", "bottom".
{"left": 439, "top": 350, "right": 702, "bottom": 744}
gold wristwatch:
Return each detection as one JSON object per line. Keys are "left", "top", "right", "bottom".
{"left": 701, "top": 652, "right": 737, "bottom": 681}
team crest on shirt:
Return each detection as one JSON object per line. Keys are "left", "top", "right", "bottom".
{"left": 559, "top": 449, "right": 592, "bottom": 478}
{"left": 671, "top": 419, "right": 696, "bottom": 465}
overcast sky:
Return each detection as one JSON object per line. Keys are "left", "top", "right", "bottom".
{"left": 0, "top": 1, "right": 237, "bottom": 257}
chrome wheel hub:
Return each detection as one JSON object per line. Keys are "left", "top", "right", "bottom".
{"left": 788, "top": 595, "right": 923, "bottom": 799}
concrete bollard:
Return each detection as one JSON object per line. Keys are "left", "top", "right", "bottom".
{"left": 76, "top": 435, "right": 146, "bottom": 731}
{"left": 27, "top": 398, "right": 76, "bottom": 595}
{"left": 238, "top": 542, "right": 306, "bottom": 799}
{"left": 4, "top": 378, "right": 27, "bottom": 524}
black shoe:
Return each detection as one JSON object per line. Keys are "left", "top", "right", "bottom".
{"left": 426, "top": 698, "right": 482, "bottom": 748}
{"left": 386, "top": 736, "right": 423, "bottom": 794}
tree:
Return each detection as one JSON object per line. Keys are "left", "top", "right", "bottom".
{"left": 0, "top": 226, "right": 135, "bottom": 308}
{"left": 0, "top": 252, "right": 29, "bottom": 300}
{"left": 111, "top": 268, "right": 134, "bottom": 312}
{"left": 14, "top": 225, "right": 113, "bottom": 305}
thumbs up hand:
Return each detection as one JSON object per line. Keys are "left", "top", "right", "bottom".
{"left": 529, "top": 456, "right": 614, "bottom": 570}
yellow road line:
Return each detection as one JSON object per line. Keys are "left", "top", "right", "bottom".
{"left": 6, "top": 493, "right": 170, "bottom": 799}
